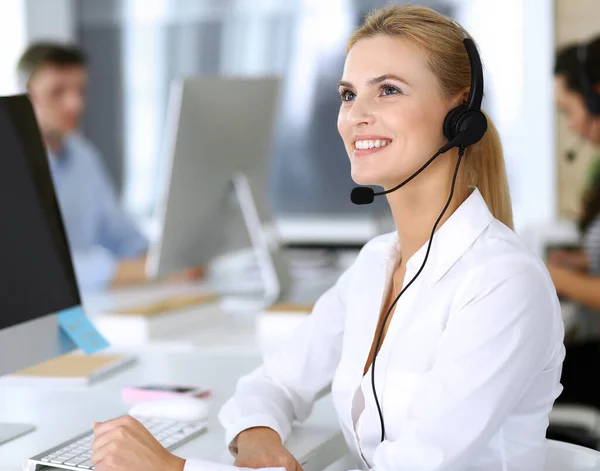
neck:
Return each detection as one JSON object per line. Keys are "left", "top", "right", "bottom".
{"left": 386, "top": 152, "right": 469, "bottom": 266}
{"left": 43, "top": 131, "right": 65, "bottom": 156}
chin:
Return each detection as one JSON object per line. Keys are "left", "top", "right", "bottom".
{"left": 350, "top": 167, "right": 384, "bottom": 188}
{"left": 59, "top": 122, "right": 79, "bottom": 135}
{"left": 352, "top": 161, "right": 406, "bottom": 187}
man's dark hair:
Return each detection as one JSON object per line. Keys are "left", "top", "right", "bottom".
{"left": 17, "top": 42, "right": 87, "bottom": 90}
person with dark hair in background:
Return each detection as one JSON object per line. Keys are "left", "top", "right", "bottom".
{"left": 547, "top": 36, "right": 600, "bottom": 414}
{"left": 548, "top": 36, "right": 600, "bottom": 319}
{"left": 17, "top": 42, "right": 204, "bottom": 292}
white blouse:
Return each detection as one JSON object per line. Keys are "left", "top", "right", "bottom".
{"left": 185, "top": 188, "right": 565, "bottom": 471}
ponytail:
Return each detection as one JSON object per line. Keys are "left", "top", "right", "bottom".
{"left": 463, "top": 112, "right": 514, "bottom": 229}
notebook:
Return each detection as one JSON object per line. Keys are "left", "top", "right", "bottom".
{"left": 114, "top": 293, "right": 219, "bottom": 316}
{"left": 3, "top": 353, "right": 135, "bottom": 386}
{"left": 263, "top": 302, "right": 315, "bottom": 314}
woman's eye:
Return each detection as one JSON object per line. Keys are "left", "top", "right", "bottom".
{"left": 381, "top": 85, "right": 401, "bottom": 96}
{"left": 340, "top": 89, "right": 356, "bottom": 102}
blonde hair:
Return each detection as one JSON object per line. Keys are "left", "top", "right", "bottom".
{"left": 347, "top": 5, "right": 514, "bottom": 229}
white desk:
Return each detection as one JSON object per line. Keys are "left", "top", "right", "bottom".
{"left": 0, "top": 350, "right": 347, "bottom": 471}
{"left": 82, "top": 278, "right": 580, "bottom": 356}
{"left": 80, "top": 260, "right": 345, "bottom": 355}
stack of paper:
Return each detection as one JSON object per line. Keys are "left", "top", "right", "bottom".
{"left": 90, "top": 293, "right": 222, "bottom": 346}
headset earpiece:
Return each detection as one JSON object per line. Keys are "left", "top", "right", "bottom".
{"left": 443, "top": 105, "right": 487, "bottom": 148}
{"left": 442, "top": 38, "right": 488, "bottom": 150}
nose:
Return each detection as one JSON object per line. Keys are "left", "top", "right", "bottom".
{"left": 65, "top": 91, "right": 84, "bottom": 116}
{"left": 346, "top": 96, "right": 376, "bottom": 127}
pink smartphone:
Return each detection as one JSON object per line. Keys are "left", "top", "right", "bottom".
{"left": 122, "top": 384, "right": 212, "bottom": 404}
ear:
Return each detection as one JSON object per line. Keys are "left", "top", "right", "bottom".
{"left": 594, "top": 83, "right": 600, "bottom": 95}
{"left": 462, "top": 89, "right": 470, "bottom": 104}
{"left": 453, "top": 88, "right": 470, "bottom": 108}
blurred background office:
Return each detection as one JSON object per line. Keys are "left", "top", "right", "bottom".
{"left": 2, "top": 0, "right": 600, "bottom": 459}
{"left": 0, "top": 0, "right": 596, "bottom": 291}
{"left": 0, "top": 0, "right": 556, "bottom": 235}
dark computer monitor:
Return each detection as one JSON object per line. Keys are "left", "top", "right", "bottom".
{"left": 0, "top": 94, "right": 81, "bottom": 444}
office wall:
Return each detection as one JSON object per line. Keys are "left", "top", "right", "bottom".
{"left": 0, "top": 2, "right": 27, "bottom": 95}
{"left": 25, "top": 0, "right": 75, "bottom": 43}
{"left": 452, "top": 0, "right": 556, "bottom": 234}
{"left": 0, "top": 1, "right": 75, "bottom": 96}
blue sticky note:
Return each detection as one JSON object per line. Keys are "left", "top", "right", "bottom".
{"left": 58, "top": 326, "right": 78, "bottom": 355}
{"left": 57, "top": 305, "right": 109, "bottom": 355}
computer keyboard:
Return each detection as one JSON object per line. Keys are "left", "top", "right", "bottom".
{"left": 26, "top": 416, "right": 207, "bottom": 471}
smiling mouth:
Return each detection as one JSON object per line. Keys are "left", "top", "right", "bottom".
{"left": 353, "top": 138, "right": 391, "bottom": 156}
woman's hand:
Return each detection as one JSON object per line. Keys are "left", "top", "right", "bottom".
{"left": 547, "top": 249, "right": 588, "bottom": 272}
{"left": 234, "top": 427, "right": 303, "bottom": 471}
{"left": 91, "top": 415, "right": 185, "bottom": 471}
{"left": 547, "top": 262, "right": 573, "bottom": 296}
{"left": 162, "top": 266, "right": 206, "bottom": 284}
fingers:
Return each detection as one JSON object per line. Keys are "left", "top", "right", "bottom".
{"left": 92, "top": 423, "right": 132, "bottom": 452}
{"left": 93, "top": 415, "right": 139, "bottom": 437}
{"left": 92, "top": 438, "right": 117, "bottom": 466}
{"left": 91, "top": 415, "right": 143, "bottom": 466}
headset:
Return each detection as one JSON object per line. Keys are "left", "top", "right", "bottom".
{"left": 577, "top": 40, "right": 600, "bottom": 116}
{"left": 350, "top": 35, "right": 487, "bottom": 442}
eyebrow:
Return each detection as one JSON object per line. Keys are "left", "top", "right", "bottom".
{"left": 338, "top": 74, "right": 409, "bottom": 89}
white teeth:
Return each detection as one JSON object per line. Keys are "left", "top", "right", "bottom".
{"left": 354, "top": 139, "right": 390, "bottom": 150}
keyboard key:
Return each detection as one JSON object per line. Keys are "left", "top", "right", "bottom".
{"left": 64, "top": 457, "right": 89, "bottom": 467}
{"left": 30, "top": 416, "right": 207, "bottom": 469}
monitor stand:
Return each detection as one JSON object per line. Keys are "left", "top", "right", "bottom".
{"left": 222, "top": 172, "right": 292, "bottom": 310}
{"left": 0, "top": 422, "right": 35, "bottom": 446}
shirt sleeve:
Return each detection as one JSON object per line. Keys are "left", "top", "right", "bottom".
{"left": 70, "top": 245, "right": 118, "bottom": 292}
{"left": 367, "top": 261, "right": 565, "bottom": 471}
{"left": 217, "top": 261, "right": 356, "bottom": 453}
{"left": 89, "top": 147, "right": 148, "bottom": 258}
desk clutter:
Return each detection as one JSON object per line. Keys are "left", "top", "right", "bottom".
{"left": 89, "top": 293, "right": 222, "bottom": 346}
{"left": 1, "top": 354, "right": 135, "bottom": 387}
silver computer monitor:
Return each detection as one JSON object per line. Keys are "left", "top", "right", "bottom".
{"left": 146, "top": 76, "right": 291, "bottom": 304}
{"left": 0, "top": 95, "right": 81, "bottom": 445}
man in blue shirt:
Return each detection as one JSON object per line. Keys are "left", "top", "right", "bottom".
{"left": 17, "top": 43, "right": 203, "bottom": 292}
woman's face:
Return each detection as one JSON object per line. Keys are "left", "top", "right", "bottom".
{"left": 555, "top": 74, "right": 600, "bottom": 145}
{"left": 337, "top": 35, "right": 458, "bottom": 189}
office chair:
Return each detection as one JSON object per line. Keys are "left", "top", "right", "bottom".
{"left": 548, "top": 405, "right": 600, "bottom": 451}
{"left": 546, "top": 439, "right": 600, "bottom": 470}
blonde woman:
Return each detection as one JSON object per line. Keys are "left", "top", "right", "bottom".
{"left": 90, "top": 6, "right": 565, "bottom": 471}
